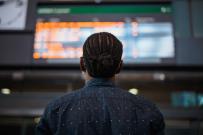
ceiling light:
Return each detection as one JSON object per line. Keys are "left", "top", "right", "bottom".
{"left": 129, "top": 88, "right": 139, "bottom": 95}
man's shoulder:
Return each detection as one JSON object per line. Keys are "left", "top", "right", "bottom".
{"left": 118, "top": 88, "right": 159, "bottom": 110}
{"left": 121, "top": 90, "right": 164, "bottom": 123}
{"left": 46, "top": 89, "right": 82, "bottom": 111}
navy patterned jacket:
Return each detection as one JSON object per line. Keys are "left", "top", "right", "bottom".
{"left": 36, "top": 78, "right": 165, "bottom": 135}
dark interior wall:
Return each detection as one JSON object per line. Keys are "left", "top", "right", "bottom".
{"left": 191, "top": 0, "right": 203, "bottom": 38}
{"left": 174, "top": 0, "right": 203, "bottom": 66}
{"left": 0, "top": 34, "right": 33, "bottom": 65}
{"left": 0, "top": 0, "right": 203, "bottom": 67}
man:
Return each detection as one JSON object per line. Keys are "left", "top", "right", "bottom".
{"left": 36, "top": 32, "right": 165, "bottom": 135}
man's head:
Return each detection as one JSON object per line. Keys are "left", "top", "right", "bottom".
{"left": 80, "top": 32, "right": 123, "bottom": 79}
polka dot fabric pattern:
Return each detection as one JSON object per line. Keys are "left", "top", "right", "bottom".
{"left": 36, "top": 78, "right": 165, "bottom": 135}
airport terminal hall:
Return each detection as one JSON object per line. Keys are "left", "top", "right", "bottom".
{"left": 0, "top": 0, "right": 203, "bottom": 135}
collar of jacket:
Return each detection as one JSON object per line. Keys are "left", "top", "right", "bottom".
{"left": 85, "top": 78, "right": 115, "bottom": 88}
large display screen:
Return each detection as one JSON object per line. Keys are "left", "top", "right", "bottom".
{"left": 33, "top": 4, "right": 174, "bottom": 65}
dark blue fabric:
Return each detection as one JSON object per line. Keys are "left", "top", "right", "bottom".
{"left": 36, "top": 78, "right": 165, "bottom": 135}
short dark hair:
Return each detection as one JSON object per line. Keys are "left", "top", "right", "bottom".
{"left": 83, "top": 32, "right": 123, "bottom": 78}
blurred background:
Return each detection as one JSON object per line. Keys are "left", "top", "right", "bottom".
{"left": 0, "top": 0, "right": 203, "bottom": 134}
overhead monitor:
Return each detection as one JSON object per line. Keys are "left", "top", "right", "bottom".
{"left": 0, "top": 0, "right": 28, "bottom": 30}
{"left": 33, "top": 3, "right": 175, "bottom": 65}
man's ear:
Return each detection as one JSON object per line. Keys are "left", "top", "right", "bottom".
{"left": 80, "top": 57, "right": 86, "bottom": 72}
{"left": 115, "top": 60, "right": 123, "bottom": 74}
